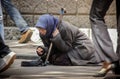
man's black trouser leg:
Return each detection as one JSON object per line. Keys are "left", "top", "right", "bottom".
{"left": 114, "top": 0, "right": 120, "bottom": 74}
{"left": 0, "top": 34, "right": 11, "bottom": 58}
{"left": 116, "top": 0, "right": 120, "bottom": 65}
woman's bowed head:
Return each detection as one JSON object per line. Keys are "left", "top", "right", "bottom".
{"left": 35, "top": 14, "right": 59, "bottom": 38}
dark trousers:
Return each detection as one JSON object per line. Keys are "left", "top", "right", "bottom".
{"left": 50, "top": 53, "right": 72, "bottom": 66}
{"left": 90, "top": 0, "right": 118, "bottom": 63}
{"left": 0, "top": 34, "right": 11, "bottom": 58}
{"left": 116, "top": 0, "right": 120, "bottom": 65}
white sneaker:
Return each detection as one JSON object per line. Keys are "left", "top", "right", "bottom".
{"left": 0, "top": 52, "right": 16, "bottom": 73}
{"left": 0, "top": 58, "right": 6, "bottom": 72}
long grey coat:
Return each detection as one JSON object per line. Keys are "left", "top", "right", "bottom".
{"left": 40, "top": 21, "right": 100, "bottom": 66}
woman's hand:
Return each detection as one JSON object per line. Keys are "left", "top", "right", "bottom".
{"left": 52, "top": 28, "right": 59, "bottom": 37}
{"left": 36, "top": 47, "right": 44, "bottom": 56}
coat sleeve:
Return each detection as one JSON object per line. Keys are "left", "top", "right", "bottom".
{"left": 51, "top": 33, "right": 72, "bottom": 52}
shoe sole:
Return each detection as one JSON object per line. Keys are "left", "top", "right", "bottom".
{"left": 19, "top": 30, "right": 33, "bottom": 43}
{"left": 0, "top": 54, "right": 16, "bottom": 73}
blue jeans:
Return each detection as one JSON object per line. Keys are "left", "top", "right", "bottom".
{"left": 0, "top": 0, "right": 4, "bottom": 40}
{"left": 1, "top": 0, "right": 29, "bottom": 34}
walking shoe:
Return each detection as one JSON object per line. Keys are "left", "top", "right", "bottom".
{"left": 0, "top": 52, "right": 16, "bottom": 73}
{"left": 93, "top": 68, "right": 110, "bottom": 77}
{"left": 93, "top": 62, "right": 113, "bottom": 77}
{"left": 19, "top": 29, "right": 33, "bottom": 43}
{"left": 0, "top": 58, "right": 6, "bottom": 73}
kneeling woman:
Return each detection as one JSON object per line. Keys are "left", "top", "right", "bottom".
{"left": 34, "top": 14, "right": 100, "bottom": 66}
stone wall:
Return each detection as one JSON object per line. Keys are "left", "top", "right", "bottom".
{"left": 4, "top": 0, "right": 116, "bottom": 28}
{"left": 3, "top": 0, "right": 117, "bottom": 40}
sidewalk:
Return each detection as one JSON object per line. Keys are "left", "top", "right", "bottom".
{"left": 5, "top": 40, "right": 41, "bottom": 59}
{"left": 1, "top": 40, "right": 119, "bottom": 79}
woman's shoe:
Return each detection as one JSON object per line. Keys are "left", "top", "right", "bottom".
{"left": 93, "top": 68, "right": 110, "bottom": 77}
{"left": 93, "top": 63, "right": 113, "bottom": 77}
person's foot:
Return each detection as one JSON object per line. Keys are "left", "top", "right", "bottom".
{"left": 93, "top": 63, "right": 113, "bottom": 77}
{"left": 19, "top": 29, "right": 33, "bottom": 43}
{"left": 0, "top": 52, "right": 16, "bottom": 73}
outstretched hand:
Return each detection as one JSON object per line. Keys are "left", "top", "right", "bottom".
{"left": 36, "top": 47, "right": 44, "bottom": 56}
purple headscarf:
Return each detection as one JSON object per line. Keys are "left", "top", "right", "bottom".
{"left": 35, "top": 14, "right": 59, "bottom": 38}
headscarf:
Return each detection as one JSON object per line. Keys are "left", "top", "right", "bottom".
{"left": 35, "top": 14, "right": 59, "bottom": 38}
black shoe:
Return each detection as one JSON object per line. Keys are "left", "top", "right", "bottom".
{"left": 21, "top": 58, "right": 43, "bottom": 67}
{"left": 112, "top": 61, "right": 120, "bottom": 75}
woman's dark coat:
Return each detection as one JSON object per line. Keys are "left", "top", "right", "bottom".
{"left": 40, "top": 21, "right": 100, "bottom": 65}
